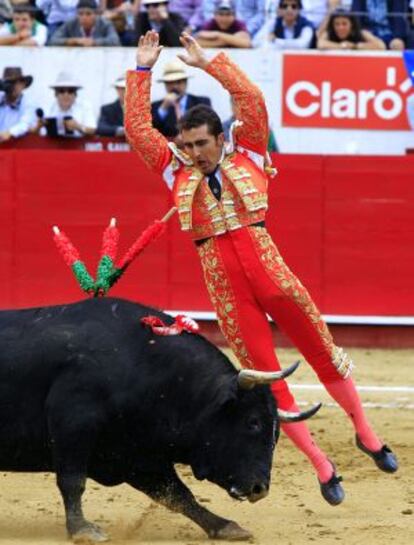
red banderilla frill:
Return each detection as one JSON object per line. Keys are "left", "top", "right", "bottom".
{"left": 141, "top": 315, "right": 200, "bottom": 336}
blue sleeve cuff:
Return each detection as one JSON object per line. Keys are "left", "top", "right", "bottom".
{"left": 136, "top": 66, "right": 152, "bottom": 72}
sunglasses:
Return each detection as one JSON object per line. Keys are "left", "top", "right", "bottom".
{"left": 56, "top": 88, "right": 77, "bottom": 94}
{"left": 146, "top": 2, "right": 168, "bottom": 7}
{"left": 280, "top": 3, "right": 299, "bottom": 9}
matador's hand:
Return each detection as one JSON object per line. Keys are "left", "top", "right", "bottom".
{"left": 178, "top": 32, "right": 208, "bottom": 70}
{"left": 136, "top": 30, "right": 163, "bottom": 68}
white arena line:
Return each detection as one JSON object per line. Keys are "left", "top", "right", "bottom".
{"left": 291, "top": 384, "right": 414, "bottom": 394}
{"left": 297, "top": 400, "right": 414, "bottom": 410}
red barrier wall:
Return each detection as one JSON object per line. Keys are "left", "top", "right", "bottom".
{"left": 1, "top": 150, "right": 413, "bottom": 317}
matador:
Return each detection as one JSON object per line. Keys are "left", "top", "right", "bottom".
{"left": 125, "top": 30, "right": 398, "bottom": 505}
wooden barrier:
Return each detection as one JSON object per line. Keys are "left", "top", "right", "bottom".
{"left": 1, "top": 147, "right": 413, "bottom": 323}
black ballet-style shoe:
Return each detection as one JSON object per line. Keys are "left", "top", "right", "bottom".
{"left": 318, "top": 464, "right": 345, "bottom": 506}
{"left": 356, "top": 435, "right": 399, "bottom": 473}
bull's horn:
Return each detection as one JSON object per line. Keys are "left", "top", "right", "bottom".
{"left": 277, "top": 402, "right": 322, "bottom": 423}
{"left": 237, "top": 361, "right": 300, "bottom": 390}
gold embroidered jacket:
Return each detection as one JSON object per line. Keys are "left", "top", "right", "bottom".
{"left": 125, "top": 52, "right": 276, "bottom": 240}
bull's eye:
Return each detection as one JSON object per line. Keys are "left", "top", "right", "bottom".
{"left": 247, "top": 416, "right": 262, "bottom": 433}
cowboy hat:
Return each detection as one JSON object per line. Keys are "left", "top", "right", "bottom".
{"left": 2, "top": 67, "right": 33, "bottom": 88}
{"left": 157, "top": 60, "right": 191, "bottom": 83}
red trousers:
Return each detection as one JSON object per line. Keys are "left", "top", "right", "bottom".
{"left": 197, "top": 225, "right": 353, "bottom": 411}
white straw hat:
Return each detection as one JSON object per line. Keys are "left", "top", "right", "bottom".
{"left": 157, "top": 60, "right": 191, "bottom": 83}
{"left": 50, "top": 72, "right": 83, "bottom": 89}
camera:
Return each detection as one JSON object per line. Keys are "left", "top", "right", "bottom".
{"left": 0, "top": 79, "right": 15, "bottom": 94}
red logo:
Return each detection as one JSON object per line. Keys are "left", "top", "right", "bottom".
{"left": 282, "top": 55, "right": 413, "bottom": 130}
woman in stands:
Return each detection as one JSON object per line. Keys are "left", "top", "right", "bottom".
{"left": 317, "top": 9, "right": 386, "bottom": 50}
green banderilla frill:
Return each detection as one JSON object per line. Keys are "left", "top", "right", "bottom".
{"left": 72, "top": 261, "right": 95, "bottom": 293}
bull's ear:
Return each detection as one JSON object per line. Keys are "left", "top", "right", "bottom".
{"left": 213, "top": 376, "right": 239, "bottom": 409}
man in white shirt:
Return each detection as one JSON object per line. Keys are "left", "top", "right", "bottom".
{"left": 42, "top": 72, "right": 96, "bottom": 138}
{"left": 0, "top": 66, "right": 36, "bottom": 143}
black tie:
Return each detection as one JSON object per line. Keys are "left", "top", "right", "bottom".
{"left": 208, "top": 171, "right": 221, "bottom": 201}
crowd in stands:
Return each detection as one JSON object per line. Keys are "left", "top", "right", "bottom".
{"left": 0, "top": 58, "right": 280, "bottom": 145}
{"left": 0, "top": 0, "right": 413, "bottom": 50}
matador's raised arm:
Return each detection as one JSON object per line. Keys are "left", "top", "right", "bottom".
{"left": 205, "top": 52, "right": 269, "bottom": 157}
{"left": 125, "top": 69, "right": 172, "bottom": 175}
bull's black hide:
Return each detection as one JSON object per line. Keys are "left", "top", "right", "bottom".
{"left": 0, "top": 297, "right": 278, "bottom": 541}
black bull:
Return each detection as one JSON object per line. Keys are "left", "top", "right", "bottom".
{"left": 0, "top": 297, "right": 320, "bottom": 541}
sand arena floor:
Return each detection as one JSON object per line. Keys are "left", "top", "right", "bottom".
{"left": 0, "top": 348, "right": 413, "bottom": 545}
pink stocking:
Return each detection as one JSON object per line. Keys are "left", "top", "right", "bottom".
{"left": 324, "top": 376, "right": 382, "bottom": 451}
{"left": 280, "top": 402, "right": 334, "bottom": 483}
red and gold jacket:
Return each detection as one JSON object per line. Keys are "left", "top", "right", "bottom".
{"left": 125, "top": 52, "right": 276, "bottom": 241}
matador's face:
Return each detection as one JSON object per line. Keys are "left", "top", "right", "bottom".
{"left": 180, "top": 124, "right": 225, "bottom": 175}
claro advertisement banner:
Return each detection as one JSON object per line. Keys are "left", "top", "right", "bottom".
{"left": 282, "top": 54, "right": 414, "bottom": 130}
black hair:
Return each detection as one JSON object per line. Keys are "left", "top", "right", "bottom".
{"left": 278, "top": 0, "right": 303, "bottom": 8}
{"left": 13, "top": 4, "right": 36, "bottom": 17}
{"left": 178, "top": 104, "right": 223, "bottom": 137}
{"left": 326, "top": 9, "right": 363, "bottom": 43}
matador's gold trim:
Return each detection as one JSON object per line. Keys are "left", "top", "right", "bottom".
{"left": 248, "top": 227, "right": 353, "bottom": 378}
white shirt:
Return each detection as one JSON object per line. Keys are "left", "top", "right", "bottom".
{"left": 44, "top": 98, "right": 96, "bottom": 137}
{"left": 271, "top": 23, "right": 314, "bottom": 49}
{"left": 0, "top": 21, "right": 48, "bottom": 46}
{"left": 301, "top": 0, "right": 329, "bottom": 27}
{"left": 35, "top": 0, "right": 78, "bottom": 25}
{"left": 0, "top": 92, "right": 37, "bottom": 137}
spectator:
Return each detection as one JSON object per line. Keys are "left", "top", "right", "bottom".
{"left": 195, "top": 0, "right": 252, "bottom": 48}
{"left": 0, "top": 0, "right": 13, "bottom": 22}
{"left": 0, "top": 66, "right": 36, "bottom": 142}
{"left": 268, "top": 0, "right": 315, "bottom": 49}
{"left": 35, "top": 0, "right": 78, "bottom": 38}
{"left": 151, "top": 59, "right": 211, "bottom": 139}
{"left": 135, "top": 0, "right": 186, "bottom": 46}
{"left": 0, "top": 4, "right": 47, "bottom": 45}
{"left": 317, "top": 8, "right": 386, "bottom": 48}
{"left": 202, "top": 0, "right": 265, "bottom": 37}
{"left": 40, "top": 72, "right": 96, "bottom": 137}
{"left": 168, "top": 0, "right": 203, "bottom": 32}
{"left": 97, "top": 75, "right": 125, "bottom": 136}
{"left": 351, "top": 0, "right": 408, "bottom": 50}
{"left": 101, "top": 0, "right": 139, "bottom": 45}
{"left": 49, "top": 0, "right": 121, "bottom": 45}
